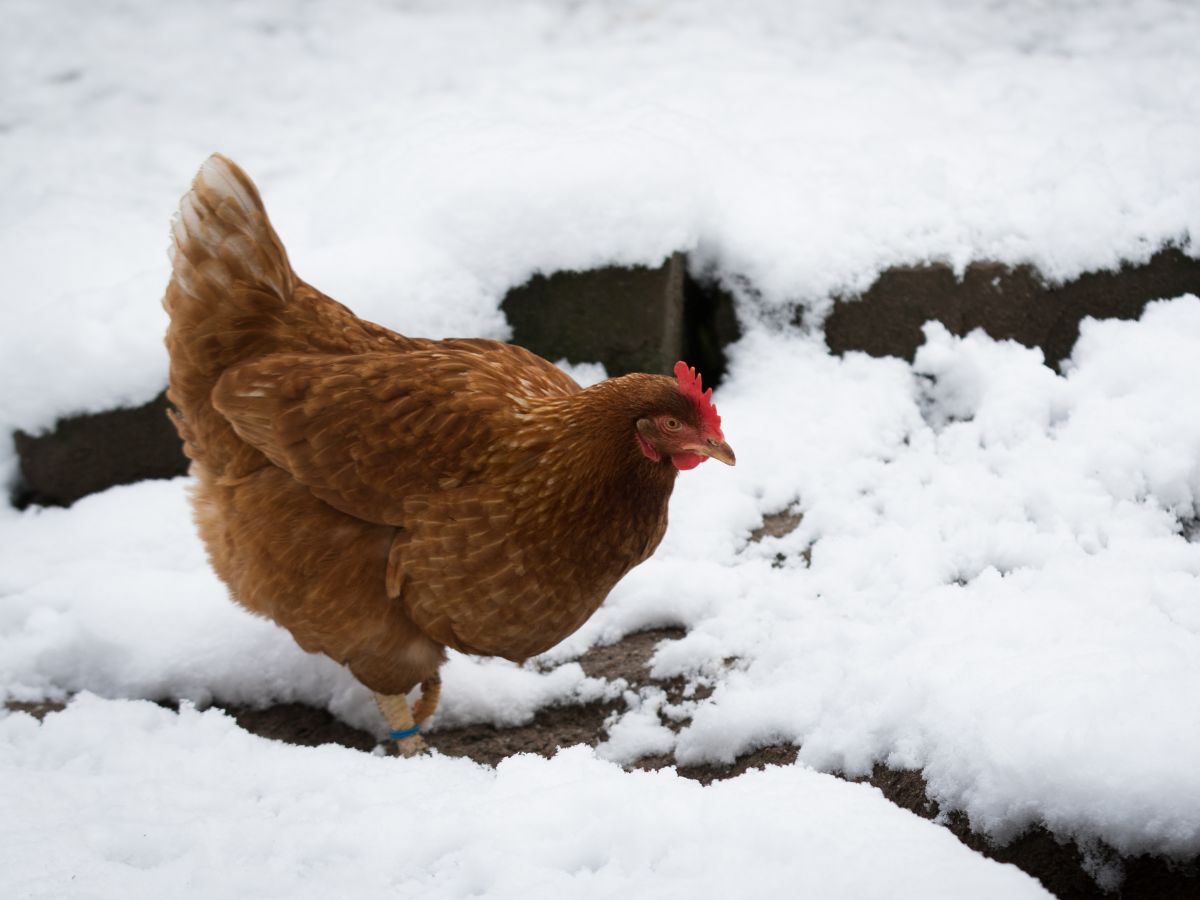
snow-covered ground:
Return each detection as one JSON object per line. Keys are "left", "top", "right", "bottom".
{"left": 1, "top": 698, "right": 1051, "bottom": 900}
{"left": 4, "top": 1, "right": 1200, "bottom": 897}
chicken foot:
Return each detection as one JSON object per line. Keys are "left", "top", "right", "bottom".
{"left": 374, "top": 675, "right": 442, "bottom": 757}
{"left": 411, "top": 674, "right": 442, "bottom": 725}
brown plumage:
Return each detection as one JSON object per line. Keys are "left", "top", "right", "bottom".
{"left": 163, "top": 155, "right": 735, "bottom": 753}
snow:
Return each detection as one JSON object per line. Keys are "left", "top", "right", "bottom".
{"left": 4, "top": 300, "right": 1199, "bottom": 891}
{"left": 546, "top": 298, "right": 1200, "bottom": 861}
{"left": 0, "top": 697, "right": 1050, "bottom": 900}
{"left": 4, "top": 0, "right": 1200, "bottom": 461}
{"left": 5, "top": 0, "right": 1200, "bottom": 895}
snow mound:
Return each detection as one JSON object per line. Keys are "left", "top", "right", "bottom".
{"left": 0, "top": 695, "right": 1050, "bottom": 900}
{"left": 574, "top": 297, "right": 1200, "bottom": 858}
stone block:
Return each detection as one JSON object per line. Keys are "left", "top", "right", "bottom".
{"left": 501, "top": 253, "right": 686, "bottom": 377}
{"left": 824, "top": 248, "right": 1200, "bottom": 367}
{"left": 13, "top": 391, "right": 188, "bottom": 508}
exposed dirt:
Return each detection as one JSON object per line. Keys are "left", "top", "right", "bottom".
{"left": 6, "top": 513, "right": 1197, "bottom": 899}
{"left": 5, "top": 700, "right": 67, "bottom": 720}
{"left": 855, "top": 766, "right": 1199, "bottom": 900}
{"left": 749, "top": 509, "right": 804, "bottom": 542}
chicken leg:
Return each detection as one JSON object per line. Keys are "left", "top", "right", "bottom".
{"left": 374, "top": 675, "right": 442, "bottom": 757}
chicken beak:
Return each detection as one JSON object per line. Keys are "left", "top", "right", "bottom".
{"left": 702, "top": 438, "right": 736, "bottom": 466}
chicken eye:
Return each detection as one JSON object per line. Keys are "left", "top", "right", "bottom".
{"left": 663, "top": 417, "right": 682, "bottom": 432}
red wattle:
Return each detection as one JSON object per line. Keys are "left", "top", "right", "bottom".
{"left": 671, "top": 453, "right": 707, "bottom": 470}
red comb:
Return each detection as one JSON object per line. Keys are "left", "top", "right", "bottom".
{"left": 673, "top": 361, "right": 723, "bottom": 438}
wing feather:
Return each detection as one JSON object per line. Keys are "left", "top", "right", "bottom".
{"left": 211, "top": 342, "right": 578, "bottom": 525}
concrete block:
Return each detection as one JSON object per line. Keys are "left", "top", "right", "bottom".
{"left": 824, "top": 248, "right": 1200, "bottom": 367}
{"left": 13, "top": 392, "right": 188, "bottom": 508}
{"left": 502, "top": 253, "right": 686, "bottom": 377}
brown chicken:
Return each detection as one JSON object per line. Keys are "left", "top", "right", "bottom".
{"left": 163, "top": 155, "right": 734, "bottom": 755}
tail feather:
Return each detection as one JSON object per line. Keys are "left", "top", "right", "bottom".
{"left": 162, "top": 153, "right": 417, "bottom": 473}
{"left": 163, "top": 154, "right": 300, "bottom": 472}
{"left": 166, "top": 153, "right": 294, "bottom": 310}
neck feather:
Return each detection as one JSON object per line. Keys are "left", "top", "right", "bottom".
{"left": 511, "top": 374, "right": 679, "bottom": 499}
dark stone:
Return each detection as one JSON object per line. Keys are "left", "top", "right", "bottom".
{"left": 10, "top": 257, "right": 746, "bottom": 510}
{"left": 12, "top": 391, "right": 187, "bottom": 509}
{"left": 683, "top": 272, "right": 741, "bottom": 388}
{"left": 16, "top": 248, "right": 1193, "bottom": 509}
{"left": 826, "top": 264, "right": 966, "bottom": 362}
{"left": 824, "top": 248, "right": 1200, "bottom": 368}
{"left": 502, "top": 253, "right": 687, "bottom": 377}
